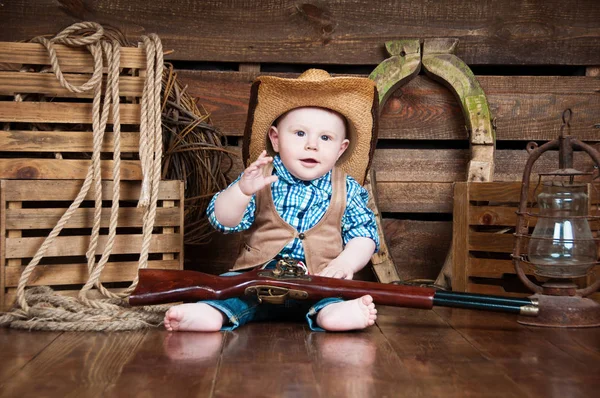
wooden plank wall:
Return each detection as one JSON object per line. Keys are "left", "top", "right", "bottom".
{"left": 1, "top": 0, "right": 599, "bottom": 281}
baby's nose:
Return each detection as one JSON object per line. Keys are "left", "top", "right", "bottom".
{"left": 305, "top": 136, "right": 318, "bottom": 150}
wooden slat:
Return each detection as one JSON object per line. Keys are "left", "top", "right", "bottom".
{"left": 238, "top": 63, "right": 261, "bottom": 73}
{"left": 0, "top": 72, "right": 144, "bottom": 97}
{"left": 0, "top": 159, "right": 142, "bottom": 180}
{"left": 0, "top": 131, "right": 141, "bottom": 152}
{"left": 469, "top": 206, "right": 520, "bottom": 227}
{"left": 374, "top": 148, "right": 599, "bottom": 183}
{"left": 468, "top": 182, "right": 524, "bottom": 202}
{"left": 6, "top": 202, "right": 21, "bottom": 272}
{"left": 2, "top": 1, "right": 599, "bottom": 65}
{"left": 452, "top": 183, "right": 469, "bottom": 291}
{"left": 469, "top": 258, "right": 534, "bottom": 278}
{"left": 590, "top": 185, "right": 600, "bottom": 204}
{"left": 177, "top": 182, "right": 185, "bottom": 264}
{"left": 4, "top": 260, "right": 180, "bottom": 287}
{"left": 5, "top": 207, "right": 181, "bottom": 230}
{"left": 161, "top": 200, "right": 176, "bottom": 261}
{"left": 5, "top": 233, "right": 181, "bottom": 259}
{"left": 470, "top": 182, "right": 600, "bottom": 204}
{"left": 377, "top": 182, "right": 453, "bottom": 213}
{"left": 2, "top": 180, "right": 182, "bottom": 201}
{"left": 466, "top": 206, "right": 600, "bottom": 230}
{"left": 466, "top": 283, "right": 532, "bottom": 297}
{"left": 469, "top": 231, "right": 515, "bottom": 253}
{"left": 0, "top": 102, "right": 140, "bottom": 124}
{"left": 0, "top": 182, "right": 5, "bottom": 306}
{"left": 179, "top": 70, "right": 600, "bottom": 141}
{"left": 0, "top": 42, "right": 146, "bottom": 72}
{"left": 374, "top": 149, "right": 469, "bottom": 183}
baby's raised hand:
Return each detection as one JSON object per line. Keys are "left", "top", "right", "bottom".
{"left": 238, "top": 150, "right": 279, "bottom": 196}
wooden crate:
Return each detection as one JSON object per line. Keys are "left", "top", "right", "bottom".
{"left": 0, "top": 179, "right": 184, "bottom": 310}
{"left": 0, "top": 41, "right": 146, "bottom": 180}
{"left": 452, "top": 181, "right": 599, "bottom": 298}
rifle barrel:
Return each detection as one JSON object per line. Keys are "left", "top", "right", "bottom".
{"left": 434, "top": 291, "right": 534, "bottom": 306}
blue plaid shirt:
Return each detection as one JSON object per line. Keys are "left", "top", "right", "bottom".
{"left": 207, "top": 155, "right": 379, "bottom": 261}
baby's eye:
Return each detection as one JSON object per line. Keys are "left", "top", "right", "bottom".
{"left": 295, "top": 130, "right": 306, "bottom": 137}
{"left": 320, "top": 135, "right": 331, "bottom": 141}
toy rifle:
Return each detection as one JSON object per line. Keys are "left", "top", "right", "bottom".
{"left": 129, "top": 259, "right": 539, "bottom": 316}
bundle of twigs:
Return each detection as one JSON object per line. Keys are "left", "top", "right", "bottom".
{"left": 160, "top": 64, "right": 234, "bottom": 245}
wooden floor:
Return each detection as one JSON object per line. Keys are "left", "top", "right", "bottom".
{"left": 1, "top": 306, "right": 599, "bottom": 397}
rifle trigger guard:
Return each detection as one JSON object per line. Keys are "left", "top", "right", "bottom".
{"left": 245, "top": 285, "right": 309, "bottom": 304}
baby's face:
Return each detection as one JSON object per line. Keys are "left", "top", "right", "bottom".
{"left": 268, "top": 107, "right": 349, "bottom": 181}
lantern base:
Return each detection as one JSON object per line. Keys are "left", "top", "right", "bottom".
{"left": 517, "top": 294, "right": 600, "bottom": 328}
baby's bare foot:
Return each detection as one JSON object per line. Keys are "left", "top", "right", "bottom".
{"left": 316, "top": 295, "right": 377, "bottom": 332}
{"left": 164, "top": 303, "right": 226, "bottom": 332}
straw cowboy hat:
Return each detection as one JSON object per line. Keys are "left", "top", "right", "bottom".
{"left": 242, "top": 69, "right": 379, "bottom": 185}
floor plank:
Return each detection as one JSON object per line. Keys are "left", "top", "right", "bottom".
{"left": 104, "top": 330, "right": 223, "bottom": 397}
{"left": 213, "top": 323, "right": 320, "bottom": 397}
{"left": 0, "top": 328, "right": 61, "bottom": 386}
{"left": 376, "top": 306, "right": 488, "bottom": 363}
{"left": 0, "top": 330, "right": 146, "bottom": 397}
{"left": 434, "top": 307, "right": 600, "bottom": 397}
{"left": 306, "top": 326, "right": 415, "bottom": 397}
{"left": 378, "top": 307, "right": 529, "bottom": 397}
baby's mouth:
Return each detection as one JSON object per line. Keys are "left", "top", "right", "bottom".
{"left": 300, "top": 158, "right": 318, "bottom": 164}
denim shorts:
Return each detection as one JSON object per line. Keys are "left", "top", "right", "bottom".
{"left": 201, "top": 272, "right": 343, "bottom": 332}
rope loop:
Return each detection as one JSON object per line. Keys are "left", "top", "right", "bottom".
{"left": 0, "top": 22, "right": 168, "bottom": 331}
{"left": 30, "top": 21, "right": 104, "bottom": 94}
{"left": 50, "top": 21, "right": 105, "bottom": 46}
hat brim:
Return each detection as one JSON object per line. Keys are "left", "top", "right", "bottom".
{"left": 242, "top": 73, "right": 378, "bottom": 185}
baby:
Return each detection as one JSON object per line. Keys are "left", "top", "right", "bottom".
{"left": 165, "top": 69, "right": 380, "bottom": 332}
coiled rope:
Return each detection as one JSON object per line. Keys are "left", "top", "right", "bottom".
{"left": 0, "top": 22, "right": 170, "bottom": 331}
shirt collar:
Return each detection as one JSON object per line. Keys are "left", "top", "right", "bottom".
{"left": 272, "top": 155, "right": 332, "bottom": 191}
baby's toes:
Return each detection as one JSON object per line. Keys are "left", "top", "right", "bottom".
{"left": 360, "top": 295, "right": 374, "bottom": 306}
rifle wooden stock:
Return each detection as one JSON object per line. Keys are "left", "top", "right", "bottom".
{"left": 129, "top": 268, "right": 436, "bottom": 309}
